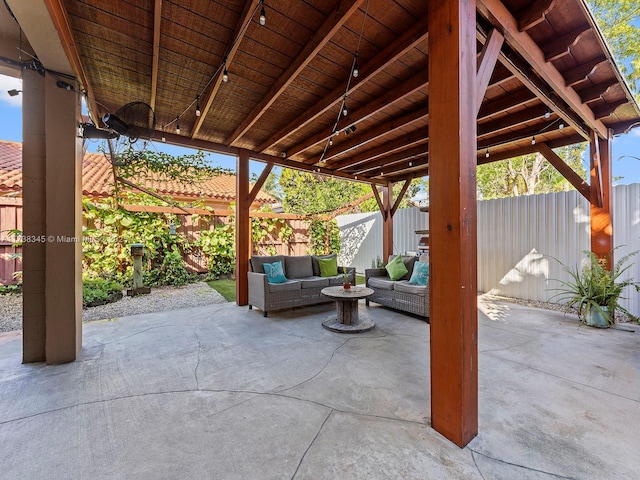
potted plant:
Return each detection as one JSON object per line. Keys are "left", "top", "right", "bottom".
{"left": 551, "top": 249, "right": 640, "bottom": 328}
{"left": 342, "top": 266, "right": 351, "bottom": 290}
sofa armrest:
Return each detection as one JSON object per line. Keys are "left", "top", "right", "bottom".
{"left": 365, "top": 268, "right": 387, "bottom": 282}
{"left": 338, "top": 266, "right": 356, "bottom": 283}
{"left": 248, "top": 271, "right": 268, "bottom": 305}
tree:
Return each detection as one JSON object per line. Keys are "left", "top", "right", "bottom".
{"left": 588, "top": 0, "right": 640, "bottom": 100}
{"left": 476, "top": 145, "right": 587, "bottom": 200}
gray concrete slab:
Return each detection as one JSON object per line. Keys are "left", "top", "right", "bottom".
{"left": 0, "top": 297, "right": 639, "bottom": 479}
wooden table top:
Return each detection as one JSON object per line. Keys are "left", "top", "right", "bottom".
{"left": 321, "top": 286, "right": 374, "bottom": 299}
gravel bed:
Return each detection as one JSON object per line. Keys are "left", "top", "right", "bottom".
{"left": 0, "top": 282, "right": 227, "bottom": 333}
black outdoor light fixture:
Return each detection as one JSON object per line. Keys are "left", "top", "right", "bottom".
{"left": 102, "top": 112, "right": 129, "bottom": 136}
{"left": 7, "top": 89, "right": 21, "bottom": 97}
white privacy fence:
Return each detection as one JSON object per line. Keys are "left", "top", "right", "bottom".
{"left": 336, "top": 184, "right": 640, "bottom": 316}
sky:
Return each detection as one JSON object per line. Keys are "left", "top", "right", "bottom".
{"left": 1, "top": 74, "right": 639, "bottom": 185}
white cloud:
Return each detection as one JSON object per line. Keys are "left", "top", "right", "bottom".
{"left": 0, "top": 74, "right": 22, "bottom": 108}
{"left": 632, "top": 127, "right": 640, "bottom": 137}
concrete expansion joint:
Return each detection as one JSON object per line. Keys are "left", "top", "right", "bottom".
{"left": 469, "top": 448, "right": 578, "bottom": 480}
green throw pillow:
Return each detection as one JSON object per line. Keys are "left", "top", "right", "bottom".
{"left": 385, "top": 255, "right": 408, "bottom": 281}
{"left": 263, "top": 261, "right": 287, "bottom": 284}
{"left": 318, "top": 256, "right": 338, "bottom": 277}
{"left": 408, "top": 261, "right": 429, "bottom": 285}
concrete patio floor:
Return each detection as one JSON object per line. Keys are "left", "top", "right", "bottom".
{"left": 0, "top": 297, "right": 639, "bottom": 479}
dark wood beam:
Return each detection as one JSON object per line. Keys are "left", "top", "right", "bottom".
{"left": 236, "top": 151, "right": 251, "bottom": 306}
{"left": 590, "top": 130, "right": 603, "bottom": 208}
{"left": 384, "top": 159, "right": 430, "bottom": 183}
{"left": 371, "top": 184, "right": 384, "bottom": 218}
{"left": 227, "top": 0, "right": 365, "bottom": 146}
{"left": 476, "top": 28, "right": 504, "bottom": 114}
{"left": 592, "top": 99, "right": 626, "bottom": 119}
{"left": 541, "top": 25, "right": 590, "bottom": 62}
{"left": 478, "top": 104, "right": 549, "bottom": 137}
{"left": 348, "top": 145, "right": 427, "bottom": 175}
{"left": 256, "top": 18, "right": 429, "bottom": 152}
{"left": 332, "top": 131, "right": 428, "bottom": 171}
{"left": 381, "top": 182, "right": 393, "bottom": 261}
{"left": 149, "top": 0, "right": 162, "bottom": 111}
{"left": 517, "top": 0, "right": 556, "bottom": 31}
{"left": 591, "top": 133, "right": 613, "bottom": 266}
{"left": 477, "top": 144, "right": 538, "bottom": 164}
{"left": 291, "top": 71, "right": 427, "bottom": 159}
{"left": 191, "top": 0, "right": 260, "bottom": 139}
{"left": 577, "top": 80, "right": 617, "bottom": 103}
{"left": 248, "top": 164, "right": 273, "bottom": 204}
{"left": 478, "top": 0, "right": 609, "bottom": 139}
{"left": 536, "top": 143, "right": 590, "bottom": 201}
{"left": 429, "top": 0, "right": 478, "bottom": 448}
{"left": 314, "top": 107, "right": 428, "bottom": 165}
{"left": 478, "top": 88, "right": 536, "bottom": 118}
{"left": 564, "top": 56, "right": 607, "bottom": 87}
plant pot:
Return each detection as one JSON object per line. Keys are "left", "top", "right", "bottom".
{"left": 585, "top": 305, "right": 610, "bottom": 328}
{"left": 343, "top": 283, "right": 351, "bottom": 290}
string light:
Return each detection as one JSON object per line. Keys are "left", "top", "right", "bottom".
{"left": 558, "top": 122, "right": 564, "bottom": 129}
{"left": 222, "top": 65, "right": 229, "bottom": 83}
{"left": 342, "top": 98, "right": 348, "bottom": 117}
{"left": 544, "top": 109, "right": 550, "bottom": 119}
{"left": 353, "top": 52, "right": 359, "bottom": 78}
{"left": 531, "top": 136, "right": 536, "bottom": 145}
{"left": 259, "top": 0, "right": 266, "bottom": 26}
{"left": 195, "top": 96, "right": 201, "bottom": 117}
{"left": 175, "top": 117, "right": 181, "bottom": 134}
{"left": 485, "top": 148, "right": 489, "bottom": 158}
{"left": 408, "top": 161, "right": 413, "bottom": 167}
{"left": 329, "top": 136, "right": 333, "bottom": 146}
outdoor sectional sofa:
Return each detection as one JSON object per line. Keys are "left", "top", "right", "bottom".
{"left": 365, "top": 255, "right": 430, "bottom": 318}
{"left": 248, "top": 254, "right": 355, "bottom": 317}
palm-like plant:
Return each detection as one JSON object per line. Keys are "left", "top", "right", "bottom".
{"left": 551, "top": 249, "right": 640, "bottom": 326}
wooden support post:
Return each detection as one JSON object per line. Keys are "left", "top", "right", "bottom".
{"left": 382, "top": 181, "right": 394, "bottom": 261}
{"left": 428, "top": 0, "right": 478, "bottom": 447}
{"left": 590, "top": 131, "right": 613, "bottom": 268}
{"left": 236, "top": 151, "right": 251, "bottom": 305}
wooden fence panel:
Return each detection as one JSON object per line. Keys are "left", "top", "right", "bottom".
{"left": 0, "top": 198, "right": 23, "bottom": 285}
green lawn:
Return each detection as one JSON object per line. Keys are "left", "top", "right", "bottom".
{"left": 206, "top": 279, "right": 236, "bottom": 302}
{"left": 208, "top": 274, "right": 365, "bottom": 303}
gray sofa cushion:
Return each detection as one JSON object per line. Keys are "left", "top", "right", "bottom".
{"left": 268, "top": 279, "right": 301, "bottom": 293}
{"left": 298, "top": 277, "right": 330, "bottom": 289}
{"left": 388, "top": 255, "right": 417, "bottom": 281}
{"left": 311, "top": 254, "right": 337, "bottom": 277}
{"left": 251, "top": 255, "right": 286, "bottom": 275}
{"left": 368, "top": 277, "right": 396, "bottom": 290}
{"left": 328, "top": 275, "right": 346, "bottom": 286}
{"left": 285, "top": 255, "right": 313, "bottom": 278}
{"left": 394, "top": 281, "right": 427, "bottom": 296}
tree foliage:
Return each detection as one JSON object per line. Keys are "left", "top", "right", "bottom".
{"left": 588, "top": 0, "right": 640, "bottom": 100}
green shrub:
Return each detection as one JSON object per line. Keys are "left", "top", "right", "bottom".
{"left": 145, "top": 247, "right": 195, "bottom": 286}
{"left": 0, "top": 284, "right": 21, "bottom": 295}
{"left": 83, "top": 278, "right": 123, "bottom": 307}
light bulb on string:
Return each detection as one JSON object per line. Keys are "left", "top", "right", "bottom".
{"left": 544, "top": 109, "right": 550, "bottom": 119}
{"left": 559, "top": 122, "right": 564, "bottom": 129}
{"left": 175, "top": 117, "right": 181, "bottom": 135}
{"left": 259, "top": 1, "right": 266, "bottom": 26}
{"left": 222, "top": 66, "right": 229, "bottom": 83}
{"left": 195, "top": 96, "right": 201, "bottom": 117}
{"left": 342, "top": 103, "right": 348, "bottom": 117}
{"left": 353, "top": 52, "right": 359, "bottom": 78}
{"left": 531, "top": 136, "right": 536, "bottom": 145}
{"left": 485, "top": 149, "right": 489, "bottom": 158}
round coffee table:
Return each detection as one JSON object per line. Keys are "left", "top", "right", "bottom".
{"left": 321, "top": 286, "right": 375, "bottom": 333}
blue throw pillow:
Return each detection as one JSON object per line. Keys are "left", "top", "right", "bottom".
{"left": 408, "top": 261, "right": 429, "bottom": 286}
{"left": 263, "top": 261, "right": 287, "bottom": 284}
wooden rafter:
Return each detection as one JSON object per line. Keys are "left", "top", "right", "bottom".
{"left": 256, "top": 17, "right": 429, "bottom": 153}
{"left": 476, "top": 28, "right": 504, "bottom": 114}
{"left": 593, "top": 100, "right": 626, "bottom": 119}
{"left": 42, "top": 0, "right": 99, "bottom": 124}
{"left": 226, "top": 0, "right": 365, "bottom": 146}
{"left": 517, "top": 0, "right": 556, "bottom": 31}
{"left": 477, "top": 0, "right": 609, "bottom": 139}
{"left": 371, "top": 184, "right": 385, "bottom": 219}
{"left": 191, "top": 0, "right": 260, "bottom": 139}
{"left": 578, "top": 80, "right": 617, "bottom": 103}
{"left": 314, "top": 107, "right": 428, "bottom": 165}
{"left": 292, "top": 70, "right": 427, "bottom": 159}
{"left": 564, "top": 56, "right": 607, "bottom": 87}
{"left": 478, "top": 104, "right": 549, "bottom": 137}
{"left": 347, "top": 145, "right": 428, "bottom": 175}
{"left": 541, "top": 25, "right": 590, "bottom": 62}
{"left": 478, "top": 88, "right": 535, "bottom": 118}
{"left": 149, "top": 0, "right": 162, "bottom": 111}
{"left": 332, "top": 131, "right": 428, "bottom": 171}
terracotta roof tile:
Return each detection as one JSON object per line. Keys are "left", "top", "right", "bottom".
{"left": 0, "top": 140, "right": 275, "bottom": 205}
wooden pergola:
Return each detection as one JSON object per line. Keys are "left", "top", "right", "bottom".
{"left": 2, "top": 0, "right": 639, "bottom": 447}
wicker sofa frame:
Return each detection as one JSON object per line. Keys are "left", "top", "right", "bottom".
{"left": 364, "top": 255, "right": 429, "bottom": 318}
{"left": 248, "top": 254, "right": 355, "bottom": 317}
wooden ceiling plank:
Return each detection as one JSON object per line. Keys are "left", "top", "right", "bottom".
{"left": 517, "top": 0, "right": 556, "bottom": 32}
{"left": 191, "top": 0, "right": 260, "bottom": 139}
{"left": 541, "top": 25, "right": 590, "bottom": 62}
{"left": 564, "top": 56, "right": 607, "bottom": 87}
{"left": 477, "top": 144, "right": 538, "bottom": 164}
{"left": 536, "top": 142, "right": 590, "bottom": 200}
{"left": 578, "top": 80, "right": 617, "bottom": 103}
{"left": 43, "top": 0, "right": 100, "bottom": 124}
{"left": 256, "top": 17, "right": 429, "bottom": 153}
{"left": 149, "top": 0, "right": 162, "bottom": 111}
{"left": 313, "top": 106, "right": 428, "bottom": 165}
{"left": 384, "top": 158, "right": 429, "bottom": 183}
{"left": 476, "top": 28, "right": 504, "bottom": 115}
{"left": 478, "top": 0, "right": 609, "bottom": 140}
{"left": 226, "top": 0, "right": 366, "bottom": 146}
{"left": 478, "top": 88, "right": 535, "bottom": 118}
{"left": 290, "top": 70, "right": 427, "bottom": 158}
{"left": 478, "top": 104, "right": 548, "bottom": 137}
{"left": 592, "top": 99, "right": 626, "bottom": 119}
{"left": 349, "top": 145, "right": 427, "bottom": 175}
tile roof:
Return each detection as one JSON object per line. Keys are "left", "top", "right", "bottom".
{"left": 0, "top": 140, "right": 275, "bottom": 205}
